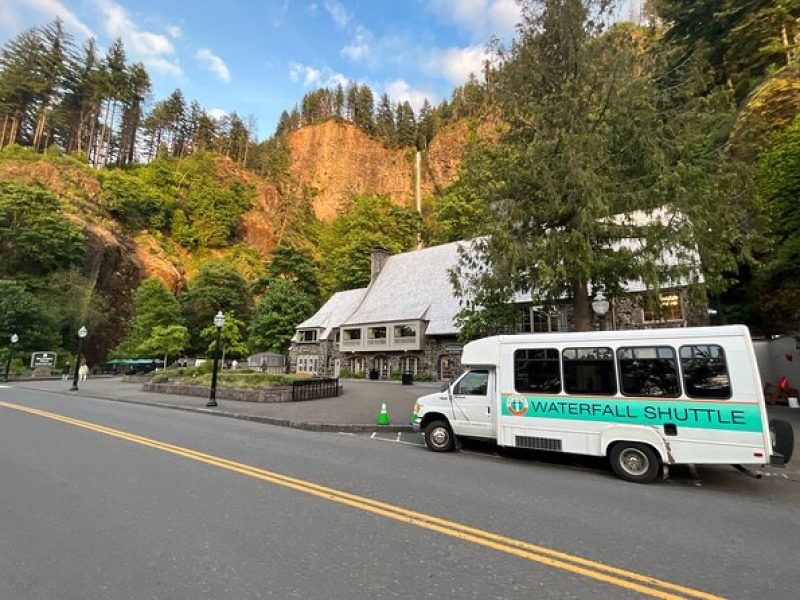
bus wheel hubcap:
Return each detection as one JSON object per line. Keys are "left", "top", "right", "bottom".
{"left": 431, "top": 428, "right": 448, "bottom": 447}
{"left": 620, "top": 449, "right": 648, "bottom": 475}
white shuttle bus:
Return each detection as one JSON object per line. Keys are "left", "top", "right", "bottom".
{"left": 412, "top": 325, "right": 794, "bottom": 483}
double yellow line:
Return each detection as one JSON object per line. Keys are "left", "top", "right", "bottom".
{"left": 0, "top": 400, "right": 722, "bottom": 600}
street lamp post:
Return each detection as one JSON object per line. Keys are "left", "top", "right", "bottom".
{"left": 70, "top": 326, "right": 88, "bottom": 391}
{"left": 3, "top": 333, "right": 19, "bottom": 382}
{"left": 207, "top": 311, "right": 225, "bottom": 407}
{"left": 592, "top": 288, "right": 610, "bottom": 330}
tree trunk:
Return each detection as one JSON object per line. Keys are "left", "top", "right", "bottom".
{"left": 164, "top": 353, "right": 168, "bottom": 370}
{"left": 86, "top": 106, "right": 98, "bottom": 157}
{"left": 0, "top": 114, "right": 7, "bottom": 148}
{"left": 572, "top": 277, "right": 592, "bottom": 332}
{"left": 781, "top": 23, "right": 792, "bottom": 63}
{"left": 102, "top": 100, "right": 117, "bottom": 166}
{"left": 9, "top": 113, "right": 20, "bottom": 145}
{"left": 95, "top": 100, "right": 110, "bottom": 168}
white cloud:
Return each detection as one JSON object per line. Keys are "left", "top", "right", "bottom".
{"left": 341, "top": 25, "right": 372, "bottom": 61}
{"left": 307, "top": 3, "right": 319, "bottom": 17}
{"left": 2, "top": 0, "right": 93, "bottom": 38}
{"left": 95, "top": 0, "right": 182, "bottom": 77}
{"left": 424, "top": 44, "right": 489, "bottom": 85}
{"left": 430, "top": 0, "right": 521, "bottom": 40}
{"left": 208, "top": 108, "right": 227, "bottom": 120}
{"left": 326, "top": 72, "right": 350, "bottom": 88}
{"left": 324, "top": 0, "right": 351, "bottom": 29}
{"left": 289, "top": 61, "right": 322, "bottom": 87}
{"left": 196, "top": 48, "right": 230, "bottom": 83}
{"left": 385, "top": 80, "right": 437, "bottom": 114}
{"left": 166, "top": 25, "right": 181, "bottom": 39}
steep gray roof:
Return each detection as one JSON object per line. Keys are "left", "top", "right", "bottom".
{"left": 296, "top": 287, "right": 367, "bottom": 340}
{"left": 341, "top": 241, "right": 468, "bottom": 335}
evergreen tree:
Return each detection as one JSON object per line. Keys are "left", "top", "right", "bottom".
{"left": 375, "top": 93, "right": 395, "bottom": 145}
{"left": 395, "top": 100, "right": 416, "bottom": 147}
{"left": 453, "top": 0, "right": 737, "bottom": 333}
{"left": 334, "top": 83, "right": 345, "bottom": 118}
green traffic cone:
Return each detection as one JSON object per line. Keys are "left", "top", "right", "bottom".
{"left": 378, "top": 402, "right": 390, "bottom": 426}
{"left": 410, "top": 408, "right": 418, "bottom": 424}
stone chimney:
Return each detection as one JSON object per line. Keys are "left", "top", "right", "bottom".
{"left": 371, "top": 246, "right": 391, "bottom": 282}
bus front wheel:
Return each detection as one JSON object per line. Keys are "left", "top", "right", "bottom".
{"left": 424, "top": 420, "right": 455, "bottom": 452}
{"left": 609, "top": 442, "right": 661, "bottom": 484}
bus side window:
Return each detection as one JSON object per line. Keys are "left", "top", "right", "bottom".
{"left": 618, "top": 346, "right": 680, "bottom": 398}
{"left": 563, "top": 347, "right": 616, "bottom": 395}
{"left": 514, "top": 348, "right": 561, "bottom": 394}
{"left": 680, "top": 345, "right": 732, "bottom": 399}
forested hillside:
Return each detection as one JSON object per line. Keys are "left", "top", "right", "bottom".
{"left": 2, "top": 0, "right": 800, "bottom": 371}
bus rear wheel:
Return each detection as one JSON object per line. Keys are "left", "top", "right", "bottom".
{"left": 609, "top": 442, "right": 661, "bottom": 484}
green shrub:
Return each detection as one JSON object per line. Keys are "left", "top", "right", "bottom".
{"left": 150, "top": 370, "right": 175, "bottom": 384}
{"left": 339, "top": 368, "right": 365, "bottom": 379}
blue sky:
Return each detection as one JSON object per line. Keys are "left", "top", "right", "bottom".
{"left": 1, "top": 0, "right": 642, "bottom": 139}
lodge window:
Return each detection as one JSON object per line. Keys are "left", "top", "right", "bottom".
{"left": 400, "top": 357, "right": 418, "bottom": 375}
{"left": 680, "top": 345, "right": 732, "bottom": 399}
{"left": 618, "top": 346, "right": 680, "bottom": 398}
{"left": 349, "top": 357, "right": 365, "bottom": 373}
{"left": 343, "top": 328, "right": 361, "bottom": 341}
{"left": 394, "top": 325, "right": 416, "bottom": 339}
{"left": 518, "top": 307, "right": 563, "bottom": 333}
{"left": 643, "top": 292, "right": 683, "bottom": 322}
{"left": 298, "top": 330, "right": 317, "bottom": 342}
{"left": 562, "top": 347, "right": 617, "bottom": 395}
{"left": 368, "top": 327, "right": 387, "bottom": 339}
{"left": 454, "top": 370, "right": 489, "bottom": 396}
{"left": 514, "top": 349, "right": 561, "bottom": 394}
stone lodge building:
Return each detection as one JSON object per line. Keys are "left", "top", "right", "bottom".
{"left": 289, "top": 241, "right": 709, "bottom": 381}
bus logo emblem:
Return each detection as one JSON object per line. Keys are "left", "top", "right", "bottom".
{"left": 507, "top": 393, "right": 528, "bottom": 417}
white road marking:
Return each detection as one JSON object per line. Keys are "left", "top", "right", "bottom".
{"left": 396, "top": 432, "right": 402, "bottom": 442}
{"left": 370, "top": 432, "right": 376, "bottom": 439}
{"left": 369, "top": 436, "right": 422, "bottom": 447}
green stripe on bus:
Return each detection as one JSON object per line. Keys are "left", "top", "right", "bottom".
{"left": 500, "top": 394, "right": 763, "bottom": 432}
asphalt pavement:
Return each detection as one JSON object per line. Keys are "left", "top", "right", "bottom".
{"left": 0, "top": 383, "right": 798, "bottom": 599}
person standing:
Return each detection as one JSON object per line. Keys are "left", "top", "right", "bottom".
{"left": 78, "top": 362, "right": 89, "bottom": 381}
{"left": 61, "top": 364, "right": 71, "bottom": 381}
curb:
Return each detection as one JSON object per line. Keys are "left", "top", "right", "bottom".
{"left": 13, "top": 384, "right": 414, "bottom": 433}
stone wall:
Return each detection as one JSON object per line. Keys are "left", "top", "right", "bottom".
{"left": 144, "top": 382, "right": 293, "bottom": 402}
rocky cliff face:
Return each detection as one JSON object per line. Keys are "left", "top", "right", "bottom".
{"left": 286, "top": 118, "right": 482, "bottom": 220}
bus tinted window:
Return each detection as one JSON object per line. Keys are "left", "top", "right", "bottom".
{"left": 618, "top": 347, "right": 680, "bottom": 398}
{"left": 514, "top": 349, "right": 561, "bottom": 394}
{"left": 563, "top": 347, "right": 616, "bottom": 395}
{"left": 680, "top": 345, "right": 732, "bottom": 399}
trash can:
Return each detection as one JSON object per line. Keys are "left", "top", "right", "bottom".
{"left": 401, "top": 371, "right": 413, "bottom": 386}
{"left": 369, "top": 369, "right": 379, "bottom": 380}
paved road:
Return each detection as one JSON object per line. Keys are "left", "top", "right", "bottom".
{"left": 0, "top": 385, "right": 797, "bottom": 599}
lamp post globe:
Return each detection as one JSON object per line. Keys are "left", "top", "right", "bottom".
{"left": 4, "top": 333, "right": 19, "bottom": 382}
{"left": 592, "top": 289, "right": 610, "bottom": 330}
{"left": 207, "top": 311, "right": 225, "bottom": 407}
{"left": 70, "top": 325, "right": 88, "bottom": 391}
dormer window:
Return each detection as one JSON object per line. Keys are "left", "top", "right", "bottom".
{"left": 368, "top": 327, "right": 387, "bottom": 339}
{"left": 343, "top": 328, "right": 361, "bottom": 341}
{"left": 298, "top": 330, "right": 317, "bottom": 342}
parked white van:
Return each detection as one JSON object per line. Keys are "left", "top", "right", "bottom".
{"left": 412, "top": 325, "right": 794, "bottom": 483}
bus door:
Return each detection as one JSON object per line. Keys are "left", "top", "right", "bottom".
{"left": 451, "top": 369, "right": 495, "bottom": 438}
